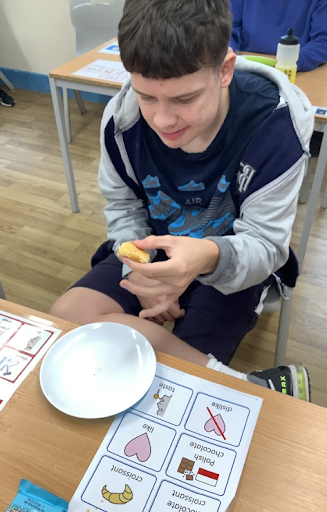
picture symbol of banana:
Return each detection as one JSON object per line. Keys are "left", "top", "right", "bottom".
{"left": 101, "top": 483, "right": 133, "bottom": 504}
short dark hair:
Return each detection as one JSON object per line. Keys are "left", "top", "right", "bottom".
{"left": 118, "top": 0, "right": 232, "bottom": 79}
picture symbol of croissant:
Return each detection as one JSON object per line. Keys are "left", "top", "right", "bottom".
{"left": 101, "top": 483, "right": 133, "bottom": 504}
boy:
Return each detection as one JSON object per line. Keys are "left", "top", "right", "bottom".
{"left": 50, "top": 0, "right": 313, "bottom": 400}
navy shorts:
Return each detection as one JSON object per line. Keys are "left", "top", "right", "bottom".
{"left": 72, "top": 241, "right": 267, "bottom": 364}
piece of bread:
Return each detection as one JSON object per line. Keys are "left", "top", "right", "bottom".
{"left": 117, "top": 241, "right": 150, "bottom": 263}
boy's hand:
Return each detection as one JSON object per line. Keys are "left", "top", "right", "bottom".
{"left": 119, "top": 235, "right": 219, "bottom": 318}
{"left": 126, "top": 271, "right": 185, "bottom": 324}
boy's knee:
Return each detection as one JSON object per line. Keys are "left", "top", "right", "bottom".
{"left": 49, "top": 294, "right": 77, "bottom": 322}
{"left": 48, "top": 288, "right": 96, "bottom": 325}
{"left": 49, "top": 295, "right": 99, "bottom": 325}
{"left": 49, "top": 288, "right": 125, "bottom": 325}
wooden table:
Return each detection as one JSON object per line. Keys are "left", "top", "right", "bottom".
{"left": 0, "top": 299, "right": 327, "bottom": 511}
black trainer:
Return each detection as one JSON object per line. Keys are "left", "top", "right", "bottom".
{"left": 0, "top": 88, "right": 15, "bottom": 107}
{"left": 247, "top": 365, "right": 311, "bottom": 402}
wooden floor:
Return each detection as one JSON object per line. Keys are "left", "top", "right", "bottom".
{"left": 1, "top": 88, "right": 327, "bottom": 407}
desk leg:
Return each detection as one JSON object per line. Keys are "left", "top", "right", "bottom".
{"left": 274, "top": 287, "right": 293, "bottom": 367}
{"left": 297, "top": 124, "right": 327, "bottom": 270}
{"left": 322, "top": 186, "right": 327, "bottom": 209}
{"left": 321, "top": 149, "right": 327, "bottom": 208}
{"left": 0, "top": 70, "right": 14, "bottom": 90}
{"left": 49, "top": 77, "right": 79, "bottom": 213}
{"left": 63, "top": 87, "right": 72, "bottom": 144}
{"left": 299, "top": 157, "right": 312, "bottom": 204}
{"left": 274, "top": 126, "right": 327, "bottom": 366}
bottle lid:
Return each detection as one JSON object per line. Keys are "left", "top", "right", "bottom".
{"left": 279, "top": 28, "right": 299, "bottom": 46}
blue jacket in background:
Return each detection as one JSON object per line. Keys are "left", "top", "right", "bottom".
{"left": 229, "top": 0, "right": 327, "bottom": 71}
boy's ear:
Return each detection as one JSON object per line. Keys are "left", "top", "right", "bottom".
{"left": 220, "top": 51, "right": 236, "bottom": 88}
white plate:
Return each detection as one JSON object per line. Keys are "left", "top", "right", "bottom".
{"left": 40, "top": 322, "right": 156, "bottom": 419}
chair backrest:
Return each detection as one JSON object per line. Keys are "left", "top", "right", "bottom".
{"left": 70, "top": 0, "right": 125, "bottom": 57}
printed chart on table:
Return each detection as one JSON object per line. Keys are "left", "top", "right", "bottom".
{"left": 73, "top": 59, "right": 129, "bottom": 84}
{"left": 0, "top": 310, "right": 61, "bottom": 412}
{"left": 69, "top": 363, "right": 262, "bottom": 512}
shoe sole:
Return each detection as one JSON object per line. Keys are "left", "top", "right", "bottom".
{"left": 288, "top": 365, "right": 311, "bottom": 402}
{"left": 0, "top": 101, "right": 14, "bottom": 107}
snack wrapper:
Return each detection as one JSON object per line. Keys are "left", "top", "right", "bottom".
{"left": 6, "top": 479, "right": 68, "bottom": 512}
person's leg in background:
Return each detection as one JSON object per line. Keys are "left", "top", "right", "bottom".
{"left": 0, "top": 87, "right": 14, "bottom": 107}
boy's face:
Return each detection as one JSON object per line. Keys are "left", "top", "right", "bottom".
{"left": 131, "top": 53, "right": 235, "bottom": 153}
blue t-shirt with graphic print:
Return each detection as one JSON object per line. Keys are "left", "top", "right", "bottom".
{"left": 140, "top": 70, "right": 279, "bottom": 238}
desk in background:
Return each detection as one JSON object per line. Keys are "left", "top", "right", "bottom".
{"left": 0, "top": 298, "right": 327, "bottom": 511}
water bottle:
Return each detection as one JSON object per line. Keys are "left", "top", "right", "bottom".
{"left": 275, "top": 28, "right": 300, "bottom": 84}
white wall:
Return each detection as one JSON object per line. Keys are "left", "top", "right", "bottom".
{"left": 0, "top": 0, "right": 76, "bottom": 74}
